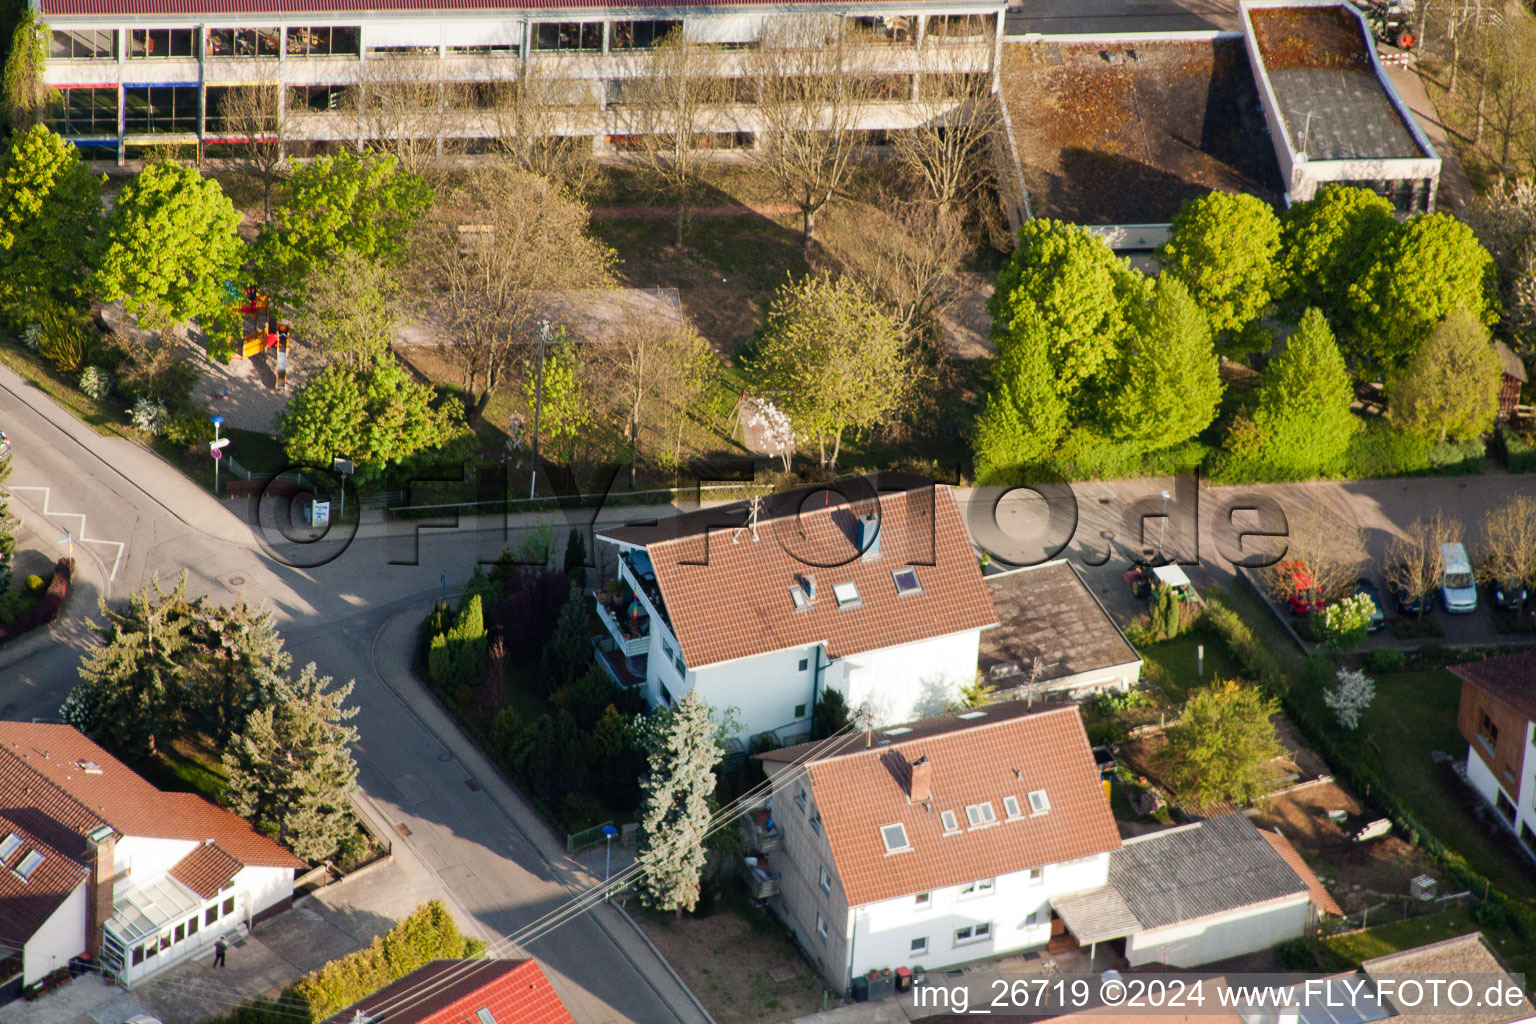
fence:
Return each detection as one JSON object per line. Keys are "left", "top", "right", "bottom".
{"left": 566, "top": 820, "right": 615, "bottom": 854}
{"left": 1329, "top": 890, "right": 1474, "bottom": 935}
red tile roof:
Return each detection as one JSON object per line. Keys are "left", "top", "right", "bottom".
{"left": 0, "top": 813, "right": 89, "bottom": 948}
{"left": 782, "top": 704, "right": 1120, "bottom": 907}
{"left": 1259, "top": 828, "right": 1343, "bottom": 917}
{"left": 599, "top": 480, "right": 997, "bottom": 670}
{"left": 169, "top": 841, "right": 245, "bottom": 899}
{"left": 1450, "top": 651, "right": 1536, "bottom": 721}
{"left": 320, "top": 958, "right": 576, "bottom": 1024}
{"left": 0, "top": 723, "right": 304, "bottom": 871}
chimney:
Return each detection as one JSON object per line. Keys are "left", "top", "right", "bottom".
{"left": 857, "top": 514, "right": 881, "bottom": 562}
{"left": 85, "top": 825, "right": 115, "bottom": 961}
{"left": 909, "top": 756, "right": 932, "bottom": 803}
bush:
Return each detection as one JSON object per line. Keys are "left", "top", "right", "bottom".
{"left": 1365, "top": 647, "right": 1407, "bottom": 673}
{"left": 1474, "top": 899, "right": 1509, "bottom": 930}
{"left": 24, "top": 574, "right": 44, "bottom": 592}
{"left": 1316, "top": 592, "right": 1376, "bottom": 651}
{"left": 1344, "top": 420, "right": 1484, "bottom": 479}
{"left": 162, "top": 409, "right": 217, "bottom": 448}
{"left": 1200, "top": 597, "right": 1284, "bottom": 691}
{"left": 78, "top": 365, "right": 112, "bottom": 401}
{"left": 1391, "top": 615, "right": 1444, "bottom": 640}
{"left": 130, "top": 396, "right": 169, "bottom": 436}
{"left": 1497, "top": 429, "right": 1536, "bottom": 473}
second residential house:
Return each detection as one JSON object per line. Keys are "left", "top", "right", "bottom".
{"left": 594, "top": 475, "right": 998, "bottom": 741}
{"left": 1452, "top": 650, "right": 1536, "bottom": 857}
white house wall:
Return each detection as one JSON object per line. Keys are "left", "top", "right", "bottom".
{"left": 837, "top": 629, "right": 982, "bottom": 726}
{"left": 1463, "top": 730, "right": 1536, "bottom": 846}
{"left": 23, "top": 882, "right": 87, "bottom": 985}
{"left": 233, "top": 863, "right": 296, "bottom": 923}
{"left": 690, "top": 645, "right": 818, "bottom": 741}
{"left": 1125, "top": 896, "right": 1309, "bottom": 968}
{"left": 115, "top": 836, "right": 199, "bottom": 883}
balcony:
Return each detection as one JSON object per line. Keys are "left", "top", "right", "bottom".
{"left": 594, "top": 586, "right": 649, "bottom": 657}
{"left": 592, "top": 636, "right": 647, "bottom": 689}
{"left": 741, "top": 854, "right": 780, "bottom": 899}
{"left": 745, "top": 808, "right": 783, "bottom": 852}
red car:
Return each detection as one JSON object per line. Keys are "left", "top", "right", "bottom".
{"left": 1278, "top": 560, "right": 1326, "bottom": 615}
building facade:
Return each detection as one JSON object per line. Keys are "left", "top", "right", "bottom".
{"left": 1453, "top": 651, "right": 1536, "bottom": 858}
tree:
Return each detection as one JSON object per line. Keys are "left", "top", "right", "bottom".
{"left": 1316, "top": 594, "right": 1376, "bottom": 652}
{"left": 820, "top": 202, "right": 970, "bottom": 345}
{"left": 752, "top": 16, "right": 873, "bottom": 246}
{"left": 1274, "top": 185, "right": 1397, "bottom": 321}
{"left": 891, "top": 39, "right": 1003, "bottom": 214}
{"left": 484, "top": 64, "right": 600, "bottom": 196}
{"left": 594, "top": 319, "right": 715, "bottom": 485}
{"left": 563, "top": 528, "right": 588, "bottom": 590}
{"left": 208, "top": 80, "right": 284, "bottom": 221}
{"left": 1324, "top": 668, "right": 1376, "bottom": 730}
{"left": 1262, "top": 498, "right": 1367, "bottom": 605}
{"left": 346, "top": 55, "right": 462, "bottom": 183}
{"left": 256, "top": 151, "right": 431, "bottom": 308}
{"left": 540, "top": 589, "right": 590, "bottom": 691}
{"left": 1154, "top": 680, "right": 1283, "bottom": 808}
{"left": 288, "top": 249, "right": 401, "bottom": 372}
{"left": 971, "top": 311, "right": 1069, "bottom": 480}
{"left": 621, "top": 31, "right": 728, "bottom": 247}
{"left": 95, "top": 162, "right": 245, "bottom": 331}
{"left": 222, "top": 665, "right": 360, "bottom": 861}
{"left": 1158, "top": 191, "right": 1281, "bottom": 336}
{"left": 1225, "top": 308, "right": 1357, "bottom": 479}
{"left": 1384, "top": 512, "right": 1461, "bottom": 620}
{"left": 988, "top": 219, "right": 1145, "bottom": 392}
{"left": 1478, "top": 495, "right": 1536, "bottom": 623}
{"left": 1, "top": 10, "right": 48, "bottom": 132}
{"left": 412, "top": 167, "right": 614, "bottom": 412}
{"left": 752, "top": 273, "right": 908, "bottom": 468}
{"left": 1346, "top": 212, "right": 1499, "bottom": 369}
{"left": 812, "top": 686, "right": 850, "bottom": 740}
{"left": 523, "top": 333, "right": 590, "bottom": 465}
{"left": 1464, "top": 178, "right": 1536, "bottom": 361}
{"left": 1107, "top": 276, "right": 1223, "bottom": 450}
{"left": 0, "top": 125, "right": 104, "bottom": 329}
{"left": 637, "top": 690, "right": 720, "bottom": 915}
{"left": 279, "top": 356, "right": 467, "bottom": 473}
{"left": 1389, "top": 307, "right": 1503, "bottom": 442}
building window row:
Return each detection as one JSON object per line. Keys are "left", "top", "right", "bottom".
{"left": 124, "top": 85, "right": 199, "bottom": 134}
{"left": 48, "top": 87, "right": 117, "bottom": 137}
{"left": 128, "top": 893, "right": 236, "bottom": 967}
{"left": 50, "top": 29, "right": 114, "bottom": 60}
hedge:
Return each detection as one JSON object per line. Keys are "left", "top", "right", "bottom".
{"left": 1496, "top": 429, "right": 1536, "bottom": 473}
{"left": 1199, "top": 597, "right": 1284, "bottom": 692}
{"left": 202, "top": 900, "right": 487, "bottom": 1024}
{"left": 0, "top": 558, "right": 71, "bottom": 642}
{"left": 1342, "top": 421, "right": 1485, "bottom": 479}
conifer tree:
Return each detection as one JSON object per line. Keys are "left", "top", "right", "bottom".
{"left": 1107, "top": 276, "right": 1224, "bottom": 450}
{"left": 637, "top": 690, "right": 720, "bottom": 915}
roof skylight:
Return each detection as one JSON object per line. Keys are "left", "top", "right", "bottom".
{"left": 833, "top": 581, "right": 861, "bottom": 609}
{"left": 892, "top": 568, "right": 922, "bottom": 596}
{"left": 0, "top": 834, "right": 19, "bottom": 863}
{"left": 880, "top": 823, "right": 911, "bottom": 853}
{"left": 15, "top": 849, "right": 44, "bottom": 880}
{"left": 1029, "top": 789, "right": 1051, "bottom": 815}
{"left": 940, "top": 810, "right": 960, "bottom": 833}
{"left": 965, "top": 802, "right": 997, "bottom": 827}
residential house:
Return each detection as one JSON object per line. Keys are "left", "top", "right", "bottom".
{"left": 0, "top": 722, "right": 304, "bottom": 992}
{"left": 753, "top": 702, "right": 1123, "bottom": 991}
{"left": 593, "top": 475, "right": 998, "bottom": 741}
{"left": 319, "top": 958, "right": 576, "bottom": 1024}
{"left": 978, "top": 561, "right": 1143, "bottom": 700}
{"left": 1451, "top": 650, "right": 1536, "bottom": 856}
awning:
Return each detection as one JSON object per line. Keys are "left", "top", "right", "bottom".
{"left": 1051, "top": 886, "right": 1143, "bottom": 945}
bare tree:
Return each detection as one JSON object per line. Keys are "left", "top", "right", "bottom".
{"left": 1470, "top": 15, "right": 1536, "bottom": 174}
{"left": 893, "top": 37, "right": 1002, "bottom": 215}
{"left": 412, "top": 166, "right": 615, "bottom": 414}
{"left": 347, "top": 55, "right": 463, "bottom": 182}
{"left": 751, "top": 16, "right": 874, "bottom": 246}
{"left": 618, "top": 31, "right": 729, "bottom": 247}
{"left": 1385, "top": 512, "right": 1461, "bottom": 619}
{"left": 1478, "top": 495, "right": 1536, "bottom": 623}
{"left": 818, "top": 201, "right": 967, "bottom": 342}
{"left": 209, "top": 79, "right": 284, "bottom": 221}
{"left": 289, "top": 249, "right": 401, "bottom": 371}
{"left": 1262, "top": 499, "right": 1366, "bottom": 604}
{"left": 592, "top": 319, "right": 717, "bottom": 485}
{"left": 484, "top": 61, "right": 602, "bottom": 195}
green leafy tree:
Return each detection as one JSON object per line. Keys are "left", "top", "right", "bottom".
{"left": 563, "top": 528, "right": 588, "bottom": 589}
{"left": 522, "top": 333, "right": 590, "bottom": 464}
{"left": 971, "top": 311, "right": 1069, "bottom": 481}
{"left": 1158, "top": 191, "right": 1280, "bottom": 335}
{"left": 1, "top": 9, "right": 48, "bottom": 132}
{"left": 1224, "top": 308, "right": 1357, "bottom": 479}
{"left": 0, "top": 125, "right": 103, "bottom": 328}
{"left": 279, "top": 356, "right": 467, "bottom": 474}
{"left": 1388, "top": 307, "right": 1503, "bottom": 442}
{"left": 427, "top": 593, "right": 487, "bottom": 692}
{"left": 289, "top": 249, "right": 401, "bottom": 371}
{"left": 1107, "top": 276, "right": 1223, "bottom": 450}
{"left": 95, "top": 162, "right": 244, "bottom": 331}
{"left": 1346, "top": 213, "right": 1499, "bottom": 368}
{"left": 222, "top": 665, "right": 360, "bottom": 861}
{"left": 256, "top": 151, "right": 432, "bottom": 306}
{"left": 0, "top": 452, "right": 14, "bottom": 592}
{"left": 1275, "top": 185, "right": 1397, "bottom": 320}
{"left": 637, "top": 689, "right": 720, "bottom": 915}
{"left": 988, "top": 219, "right": 1145, "bottom": 390}
{"left": 1154, "top": 679, "right": 1283, "bottom": 808}
{"left": 752, "top": 272, "right": 908, "bottom": 468}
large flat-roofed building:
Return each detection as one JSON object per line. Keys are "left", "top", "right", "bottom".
{"left": 1241, "top": 0, "right": 1440, "bottom": 211}
{"left": 33, "top": 0, "right": 1006, "bottom": 164}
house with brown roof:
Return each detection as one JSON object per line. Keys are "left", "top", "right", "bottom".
{"left": 319, "top": 958, "right": 576, "bottom": 1024}
{"left": 1450, "top": 650, "right": 1536, "bottom": 857}
{"left": 0, "top": 722, "right": 304, "bottom": 992}
{"left": 594, "top": 475, "right": 998, "bottom": 741}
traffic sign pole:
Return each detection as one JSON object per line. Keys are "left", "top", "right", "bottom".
{"left": 210, "top": 416, "right": 226, "bottom": 495}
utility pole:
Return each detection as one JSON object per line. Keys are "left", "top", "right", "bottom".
{"left": 528, "top": 319, "right": 550, "bottom": 501}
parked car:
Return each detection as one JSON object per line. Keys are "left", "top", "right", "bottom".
{"left": 1278, "top": 560, "right": 1325, "bottom": 615}
{"left": 1493, "top": 578, "right": 1528, "bottom": 612}
{"left": 1440, "top": 543, "right": 1479, "bottom": 614}
{"left": 1390, "top": 573, "right": 1432, "bottom": 617}
{"left": 1351, "top": 577, "right": 1387, "bottom": 632}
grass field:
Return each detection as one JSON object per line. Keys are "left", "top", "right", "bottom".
{"left": 1138, "top": 631, "right": 1243, "bottom": 705}
{"left": 1325, "top": 907, "right": 1535, "bottom": 977}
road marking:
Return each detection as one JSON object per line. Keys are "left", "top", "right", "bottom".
{"left": 6, "top": 486, "right": 125, "bottom": 581}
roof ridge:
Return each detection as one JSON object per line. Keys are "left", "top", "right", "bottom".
{"left": 0, "top": 743, "right": 109, "bottom": 838}
{"left": 809, "top": 704, "right": 1081, "bottom": 767}
{"left": 642, "top": 484, "right": 942, "bottom": 553}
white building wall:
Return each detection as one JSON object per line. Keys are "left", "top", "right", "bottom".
{"left": 851, "top": 852, "right": 1109, "bottom": 977}
{"left": 115, "top": 836, "right": 199, "bottom": 883}
{"left": 837, "top": 629, "right": 982, "bottom": 726}
{"left": 234, "top": 864, "right": 296, "bottom": 923}
{"left": 1464, "top": 730, "right": 1535, "bottom": 845}
{"left": 689, "top": 646, "right": 819, "bottom": 741}
{"left": 22, "top": 882, "right": 87, "bottom": 985}
{"left": 1125, "top": 896, "right": 1310, "bottom": 968}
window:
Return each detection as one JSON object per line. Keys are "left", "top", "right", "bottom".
{"left": 47, "top": 87, "right": 117, "bottom": 137}
{"left": 287, "top": 26, "right": 360, "bottom": 55}
{"left": 50, "top": 29, "right": 115, "bottom": 59}
{"left": 204, "top": 28, "right": 280, "bottom": 57}
{"left": 1026, "top": 867, "right": 1043, "bottom": 884}
{"left": 891, "top": 568, "right": 922, "bottom": 596}
{"left": 663, "top": 640, "right": 674, "bottom": 661}
{"left": 927, "top": 14, "right": 989, "bottom": 38}
{"left": 206, "top": 85, "right": 279, "bottom": 134}
{"left": 132, "top": 945, "right": 145, "bottom": 966}
{"left": 1003, "top": 795, "right": 1023, "bottom": 819}
{"left": 174, "top": 922, "right": 186, "bottom": 943}
{"left": 965, "top": 802, "right": 996, "bottom": 827}
{"left": 794, "top": 704, "right": 807, "bottom": 719}
{"left": 158, "top": 932, "right": 171, "bottom": 952}
{"left": 819, "top": 867, "right": 831, "bottom": 895}
{"left": 1028, "top": 790, "right": 1051, "bottom": 815}
{"left": 609, "top": 19, "right": 681, "bottom": 49}
{"left": 957, "top": 710, "right": 987, "bottom": 720}
{"left": 910, "top": 935, "right": 928, "bottom": 955}
{"left": 811, "top": 815, "right": 822, "bottom": 837}
{"left": 287, "top": 84, "right": 347, "bottom": 113}
{"left": 790, "top": 585, "right": 811, "bottom": 612}
{"left": 14, "top": 850, "right": 44, "bottom": 880}
{"left": 188, "top": 916, "right": 199, "bottom": 936}
{"left": 476, "top": 1010, "right": 499, "bottom": 1024}
{"left": 674, "top": 654, "right": 685, "bottom": 675}
{"left": 959, "top": 878, "right": 994, "bottom": 899}
{"left": 129, "top": 28, "right": 197, "bottom": 58}
{"left": 798, "top": 658, "right": 809, "bottom": 672}
{"left": 0, "top": 834, "right": 19, "bottom": 863}
{"left": 533, "top": 22, "right": 602, "bottom": 51}
{"left": 124, "top": 86, "right": 199, "bottom": 134}
{"left": 954, "top": 922, "right": 991, "bottom": 945}
{"left": 222, "top": 896, "right": 235, "bottom": 916}
{"left": 880, "top": 822, "right": 910, "bottom": 853}
{"left": 795, "top": 785, "right": 807, "bottom": 812}
{"left": 1026, "top": 910, "right": 1042, "bottom": 927}
{"left": 914, "top": 891, "right": 931, "bottom": 908}
{"left": 206, "top": 906, "right": 218, "bottom": 926}
{"left": 832, "top": 581, "right": 861, "bottom": 609}
{"left": 940, "top": 809, "right": 960, "bottom": 834}
{"left": 815, "top": 914, "right": 828, "bottom": 942}
{"left": 1481, "top": 714, "right": 1501, "bottom": 748}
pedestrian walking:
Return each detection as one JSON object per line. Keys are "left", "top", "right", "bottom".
{"left": 213, "top": 937, "right": 228, "bottom": 968}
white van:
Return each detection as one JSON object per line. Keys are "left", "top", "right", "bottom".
{"left": 1440, "top": 542, "right": 1478, "bottom": 613}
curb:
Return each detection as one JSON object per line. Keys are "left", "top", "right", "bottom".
{"left": 608, "top": 901, "right": 720, "bottom": 1024}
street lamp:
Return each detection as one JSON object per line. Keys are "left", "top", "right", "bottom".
{"left": 210, "top": 416, "right": 227, "bottom": 494}
{"left": 1157, "top": 489, "right": 1170, "bottom": 558}
{"left": 602, "top": 824, "right": 619, "bottom": 899}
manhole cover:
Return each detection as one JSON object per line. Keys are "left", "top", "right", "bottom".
{"left": 228, "top": 576, "right": 245, "bottom": 586}
{"left": 395, "top": 822, "right": 412, "bottom": 837}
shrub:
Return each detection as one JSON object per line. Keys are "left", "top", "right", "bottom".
{"left": 1345, "top": 420, "right": 1484, "bottom": 479}
{"left": 21, "top": 324, "right": 42, "bottom": 352}
{"left": 1474, "top": 899, "right": 1509, "bottom": 930}
{"left": 1200, "top": 597, "right": 1284, "bottom": 691}
{"left": 78, "top": 365, "right": 112, "bottom": 401}
{"left": 162, "top": 409, "right": 216, "bottom": 448}
{"left": 130, "top": 396, "right": 169, "bottom": 436}
{"left": 1365, "top": 647, "right": 1407, "bottom": 673}
{"left": 1323, "top": 667, "right": 1376, "bottom": 729}
{"left": 1316, "top": 592, "right": 1376, "bottom": 651}
{"left": 24, "top": 574, "right": 44, "bottom": 592}
{"left": 1498, "top": 429, "right": 1536, "bottom": 473}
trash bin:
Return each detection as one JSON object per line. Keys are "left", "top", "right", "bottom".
{"left": 895, "top": 967, "right": 913, "bottom": 993}
{"left": 850, "top": 976, "right": 869, "bottom": 1002}
{"left": 868, "top": 973, "right": 896, "bottom": 1001}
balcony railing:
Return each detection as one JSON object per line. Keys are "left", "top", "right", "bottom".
{"left": 745, "top": 808, "right": 783, "bottom": 852}
{"left": 741, "top": 855, "right": 780, "bottom": 899}
{"left": 594, "top": 590, "right": 648, "bottom": 656}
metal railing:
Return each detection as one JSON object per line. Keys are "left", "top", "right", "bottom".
{"left": 566, "top": 819, "right": 616, "bottom": 854}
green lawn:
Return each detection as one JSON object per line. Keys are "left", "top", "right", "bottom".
{"left": 1138, "top": 631, "right": 1243, "bottom": 705}
{"left": 137, "top": 735, "right": 229, "bottom": 803}
{"left": 1325, "top": 908, "right": 1535, "bottom": 977}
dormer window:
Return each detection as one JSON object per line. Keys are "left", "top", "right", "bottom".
{"left": 1003, "top": 795, "right": 1023, "bottom": 820}
{"left": 880, "top": 822, "right": 911, "bottom": 853}
{"left": 1028, "top": 790, "right": 1051, "bottom": 815}
{"left": 965, "top": 802, "right": 997, "bottom": 827}
{"left": 833, "top": 581, "right": 861, "bottom": 609}
{"left": 940, "top": 810, "right": 960, "bottom": 834}
{"left": 892, "top": 568, "right": 922, "bottom": 596}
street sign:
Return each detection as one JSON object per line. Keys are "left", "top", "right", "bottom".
{"left": 211, "top": 449, "right": 223, "bottom": 460}
{"left": 310, "top": 500, "right": 330, "bottom": 526}
{"left": 333, "top": 457, "right": 355, "bottom": 476}
{"left": 210, "top": 415, "right": 225, "bottom": 426}
{"left": 209, "top": 438, "right": 230, "bottom": 450}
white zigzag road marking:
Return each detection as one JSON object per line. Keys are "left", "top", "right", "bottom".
{"left": 6, "top": 486, "right": 125, "bottom": 582}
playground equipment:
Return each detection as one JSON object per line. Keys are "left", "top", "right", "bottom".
{"left": 227, "top": 285, "right": 291, "bottom": 391}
